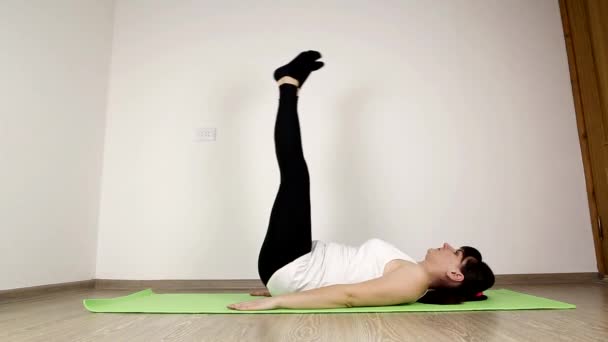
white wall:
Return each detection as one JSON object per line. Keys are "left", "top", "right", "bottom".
{"left": 0, "top": 1, "right": 115, "bottom": 290}
{"left": 94, "top": 0, "right": 595, "bottom": 280}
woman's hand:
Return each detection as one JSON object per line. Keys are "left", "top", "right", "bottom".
{"left": 227, "top": 296, "right": 280, "bottom": 311}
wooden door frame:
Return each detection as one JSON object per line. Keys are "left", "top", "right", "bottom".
{"left": 559, "top": 0, "right": 606, "bottom": 276}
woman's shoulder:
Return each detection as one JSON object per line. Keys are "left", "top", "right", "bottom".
{"left": 387, "top": 260, "right": 428, "bottom": 283}
{"left": 377, "top": 261, "right": 430, "bottom": 303}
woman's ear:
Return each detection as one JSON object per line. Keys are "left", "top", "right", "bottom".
{"left": 446, "top": 269, "right": 464, "bottom": 282}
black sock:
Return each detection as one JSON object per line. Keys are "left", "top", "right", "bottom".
{"left": 273, "top": 50, "right": 325, "bottom": 87}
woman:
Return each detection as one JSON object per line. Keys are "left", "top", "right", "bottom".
{"left": 228, "top": 51, "right": 495, "bottom": 311}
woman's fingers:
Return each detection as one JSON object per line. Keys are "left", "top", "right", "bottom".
{"left": 227, "top": 297, "right": 279, "bottom": 311}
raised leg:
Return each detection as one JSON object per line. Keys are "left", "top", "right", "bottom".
{"left": 257, "top": 84, "right": 313, "bottom": 286}
{"left": 257, "top": 51, "right": 325, "bottom": 286}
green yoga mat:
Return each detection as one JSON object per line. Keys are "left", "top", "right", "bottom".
{"left": 83, "top": 289, "right": 575, "bottom": 314}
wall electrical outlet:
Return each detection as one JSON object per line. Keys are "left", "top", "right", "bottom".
{"left": 195, "top": 127, "right": 217, "bottom": 142}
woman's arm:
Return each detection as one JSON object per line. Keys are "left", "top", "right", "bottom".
{"left": 228, "top": 285, "right": 349, "bottom": 311}
{"left": 229, "top": 264, "right": 428, "bottom": 311}
{"left": 276, "top": 284, "right": 351, "bottom": 309}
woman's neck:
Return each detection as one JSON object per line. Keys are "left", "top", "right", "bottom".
{"left": 417, "top": 259, "right": 444, "bottom": 289}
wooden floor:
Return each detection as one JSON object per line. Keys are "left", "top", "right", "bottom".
{"left": 1, "top": 283, "right": 607, "bottom": 341}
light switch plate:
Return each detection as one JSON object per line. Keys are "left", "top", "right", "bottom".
{"left": 195, "top": 127, "right": 217, "bottom": 142}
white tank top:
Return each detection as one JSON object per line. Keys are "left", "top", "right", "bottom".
{"left": 266, "top": 238, "right": 418, "bottom": 296}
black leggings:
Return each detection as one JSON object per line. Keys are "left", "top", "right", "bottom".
{"left": 257, "top": 85, "right": 313, "bottom": 287}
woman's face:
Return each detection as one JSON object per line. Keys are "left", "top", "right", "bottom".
{"left": 425, "top": 242, "right": 464, "bottom": 267}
